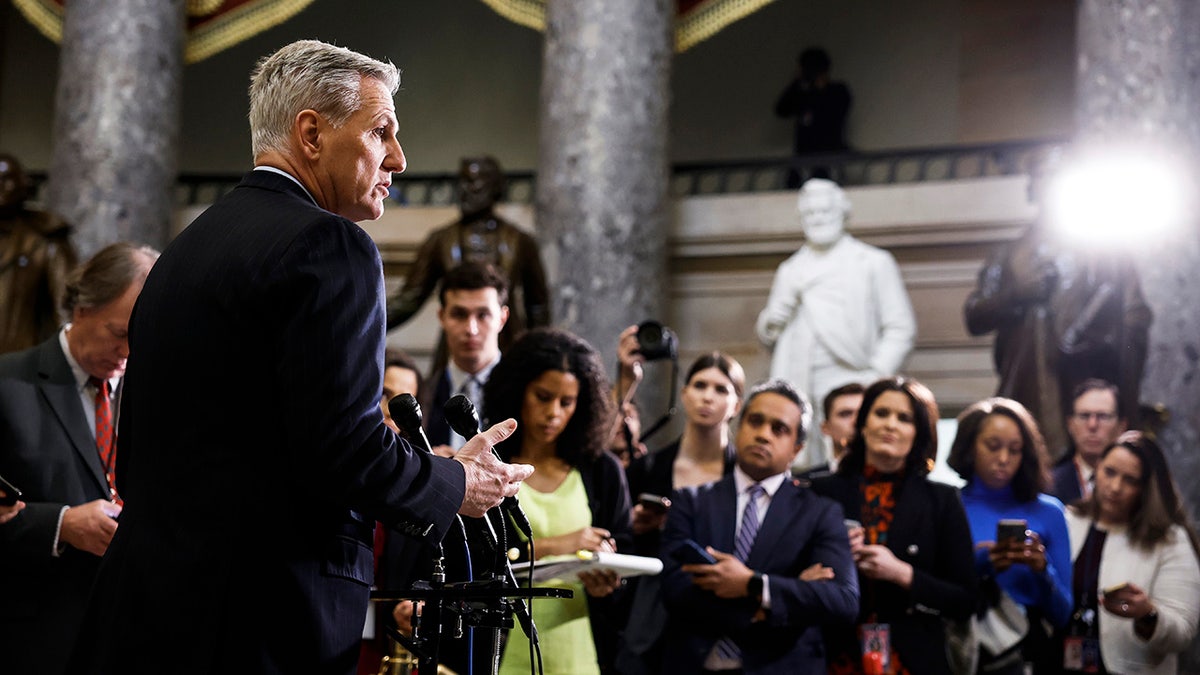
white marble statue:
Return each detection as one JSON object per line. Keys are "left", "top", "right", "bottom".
{"left": 756, "top": 178, "right": 916, "bottom": 466}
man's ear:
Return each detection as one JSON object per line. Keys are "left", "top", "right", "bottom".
{"left": 497, "top": 305, "right": 510, "bottom": 331}
{"left": 791, "top": 440, "right": 806, "bottom": 462}
{"left": 295, "top": 109, "right": 323, "bottom": 160}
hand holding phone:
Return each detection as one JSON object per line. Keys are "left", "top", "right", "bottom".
{"left": 637, "top": 492, "right": 671, "bottom": 514}
{"left": 0, "top": 474, "right": 22, "bottom": 506}
{"left": 995, "top": 518, "right": 1029, "bottom": 544}
{"left": 671, "top": 539, "right": 718, "bottom": 566}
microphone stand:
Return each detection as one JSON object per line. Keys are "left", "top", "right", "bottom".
{"left": 443, "top": 394, "right": 545, "bottom": 673}
{"left": 386, "top": 394, "right": 555, "bottom": 675}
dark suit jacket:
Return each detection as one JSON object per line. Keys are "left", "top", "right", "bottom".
{"left": 72, "top": 170, "right": 468, "bottom": 675}
{"left": 422, "top": 368, "right": 453, "bottom": 447}
{"left": 660, "top": 474, "right": 859, "bottom": 675}
{"left": 810, "top": 471, "right": 978, "bottom": 675}
{"left": 1051, "top": 455, "right": 1084, "bottom": 505}
{"left": 0, "top": 335, "right": 113, "bottom": 675}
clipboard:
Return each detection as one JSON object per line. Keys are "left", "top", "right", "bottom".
{"left": 510, "top": 550, "right": 663, "bottom": 583}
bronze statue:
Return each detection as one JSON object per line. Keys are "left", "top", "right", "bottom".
{"left": 386, "top": 156, "right": 549, "bottom": 350}
{"left": 0, "top": 154, "right": 78, "bottom": 354}
{"left": 964, "top": 217, "right": 1151, "bottom": 456}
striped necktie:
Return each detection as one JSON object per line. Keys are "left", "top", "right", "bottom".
{"left": 89, "top": 377, "right": 121, "bottom": 504}
{"left": 714, "top": 483, "right": 766, "bottom": 661}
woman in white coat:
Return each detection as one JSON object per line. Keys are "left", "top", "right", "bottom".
{"left": 1063, "top": 431, "right": 1200, "bottom": 674}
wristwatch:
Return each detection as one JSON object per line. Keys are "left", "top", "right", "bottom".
{"left": 747, "top": 572, "right": 764, "bottom": 601}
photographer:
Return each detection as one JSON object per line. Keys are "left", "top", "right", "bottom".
{"left": 613, "top": 323, "right": 747, "bottom": 674}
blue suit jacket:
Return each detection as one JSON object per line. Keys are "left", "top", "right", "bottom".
{"left": 0, "top": 336, "right": 113, "bottom": 675}
{"left": 72, "top": 171, "right": 467, "bottom": 675}
{"left": 660, "top": 474, "right": 859, "bottom": 674}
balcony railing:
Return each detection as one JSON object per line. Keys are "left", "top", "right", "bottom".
{"left": 26, "top": 138, "right": 1065, "bottom": 208}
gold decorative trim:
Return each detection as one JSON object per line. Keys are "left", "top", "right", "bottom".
{"left": 475, "top": 0, "right": 775, "bottom": 53}
{"left": 11, "top": 0, "right": 64, "bottom": 44}
{"left": 674, "top": 0, "right": 776, "bottom": 51}
{"left": 476, "top": 0, "right": 546, "bottom": 32}
{"left": 10, "top": 0, "right": 317, "bottom": 63}
{"left": 186, "top": 0, "right": 317, "bottom": 63}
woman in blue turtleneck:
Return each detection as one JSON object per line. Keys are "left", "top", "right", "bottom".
{"left": 948, "top": 397, "right": 1072, "bottom": 675}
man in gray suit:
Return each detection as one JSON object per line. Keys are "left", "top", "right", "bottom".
{"left": 0, "top": 241, "right": 158, "bottom": 675}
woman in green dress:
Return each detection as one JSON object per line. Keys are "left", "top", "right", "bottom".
{"left": 485, "top": 327, "right": 632, "bottom": 675}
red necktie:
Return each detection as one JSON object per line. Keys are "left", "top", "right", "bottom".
{"left": 89, "top": 377, "right": 121, "bottom": 504}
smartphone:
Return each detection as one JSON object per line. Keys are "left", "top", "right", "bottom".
{"left": 1102, "top": 581, "right": 1130, "bottom": 595}
{"left": 0, "top": 473, "right": 22, "bottom": 506}
{"left": 637, "top": 492, "right": 671, "bottom": 513}
{"left": 996, "top": 518, "right": 1029, "bottom": 543}
{"left": 671, "top": 539, "right": 717, "bottom": 565}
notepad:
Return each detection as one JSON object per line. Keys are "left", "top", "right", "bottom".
{"left": 510, "top": 550, "right": 664, "bottom": 583}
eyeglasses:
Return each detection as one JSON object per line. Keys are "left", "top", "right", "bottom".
{"left": 1071, "top": 412, "right": 1118, "bottom": 424}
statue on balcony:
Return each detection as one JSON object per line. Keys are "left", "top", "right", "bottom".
{"left": 963, "top": 199, "right": 1151, "bottom": 455}
{"left": 0, "top": 154, "right": 78, "bottom": 354}
{"left": 385, "top": 155, "right": 549, "bottom": 351}
{"left": 756, "top": 178, "right": 915, "bottom": 466}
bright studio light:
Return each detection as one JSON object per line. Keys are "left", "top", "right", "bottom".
{"left": 1043, "top": 150, "right": 1190, "bottom": 250}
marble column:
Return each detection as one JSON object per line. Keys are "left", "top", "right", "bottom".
{"left": 46, "top": 0, "right": 185, "bottom": 256}
{"left": 537, "top": 0, "right": 672, "bottom": 363}
{"left": 1077, "top": 3, "right": 1200, "bottom": 663}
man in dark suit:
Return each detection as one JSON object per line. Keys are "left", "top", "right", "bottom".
{"left": 0, "top": 242, "right": 158, "bottom": 675}
{"left": 422, "top": 261, "right": 509, "bottom": 454}
{"left": 661, "top": 379, "right": 859, "bottom": 674}
{"left": 1051, "top": 379, "right": 1127, "bottom": 504}
{"left": 71, "top": 40, "right": 532, "bottom": 675}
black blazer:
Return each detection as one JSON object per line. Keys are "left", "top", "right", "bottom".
{"left": 660, "top": 475, "right": 860, "bottom": 675}
{"left": 0, "top": 336, "right": 113, "bottom": 675}
{"left": 72, "top": 170, "right": 468, "bottom": 675}
{"left": 810, "top": 471, "right": 978, "bottom": 675}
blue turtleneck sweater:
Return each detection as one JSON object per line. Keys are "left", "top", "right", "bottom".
{"left": 961, "top": 481, "right": 1074, "bottom": 628}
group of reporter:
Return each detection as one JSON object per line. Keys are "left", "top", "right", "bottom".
{"left": 387, "top": 318, "right": 1199, "bottom": 674}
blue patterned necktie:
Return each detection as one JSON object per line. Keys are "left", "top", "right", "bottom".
{"left": 715, "top": 483, "right": 766, "bottom": 661}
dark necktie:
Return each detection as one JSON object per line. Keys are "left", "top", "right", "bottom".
{"left": 89, "top": 377, "right": 121, "bottom": 504}
{"left": 714, "top": 483, "right": 766, "bottom": 661}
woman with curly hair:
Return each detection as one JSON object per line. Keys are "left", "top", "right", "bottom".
{"left": 947, "top": 397, "right": 1072, "bottom": 673}
{"left": 485, "top": 327, "right": 632, "bottom": 675}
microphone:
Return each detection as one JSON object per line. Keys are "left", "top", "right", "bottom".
{"left": 443, "top": 394, "right": 534, "bottom": 539}
{"left": 388, "top": 393, "right": 435, "bottom": 454}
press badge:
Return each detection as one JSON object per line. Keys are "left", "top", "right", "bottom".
{"left": 1062, "top": 635, "right": 1100, "bottom": 672}
{"left": 859, "top": 622, "right": 890, "bottom": 675}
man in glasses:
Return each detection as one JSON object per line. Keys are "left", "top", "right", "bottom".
{"left": 1051, "top": 379, "right": 1128, "bottom": 503}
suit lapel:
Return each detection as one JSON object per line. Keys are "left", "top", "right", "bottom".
{"left": 424, "top": 369, "right": 452, "bottom": 447}
{"left": 36, "top": 340, "right": 109, "bottom": 495}
{"left": 710, "top": 477, "right": 739, "bottom": 554}
{"left": 748, "top": 479, "right": 799, "bottom": 568}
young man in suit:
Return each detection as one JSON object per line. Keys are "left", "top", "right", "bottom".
{"left": 423, "top": 262, "right": 509, "bottom": 454}
{"left": 72, "top": 40, "right": 532, "bottom": 675}
{"left": 661, "top": 378, "right": 859, "bottom": 674}
{"left": 0, "top": 241, "right": 158, "bottom": 675}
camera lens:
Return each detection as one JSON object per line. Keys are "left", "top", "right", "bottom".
{"left": 636, "top": 320, "right": 677, "bottom": 361}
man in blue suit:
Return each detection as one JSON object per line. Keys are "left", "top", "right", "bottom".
{"left": 662, "top": 378, "right": 859, "bottom": 674}
{"left": 72, "top": 40, "right": 532, "bottom": 675}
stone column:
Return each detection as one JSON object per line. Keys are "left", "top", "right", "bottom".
{"left": 537, "top": 0, "right": 672, "bottom": 363}
{"left": 46, "top": 0, "right": 185, "bottom": 256}
{"left": 1077, "top": 2, "right": 1200, "bottom": 663}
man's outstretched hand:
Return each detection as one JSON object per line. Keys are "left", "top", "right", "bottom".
{"left": 454, "top": 418, "right": 534, "bottom": 517}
